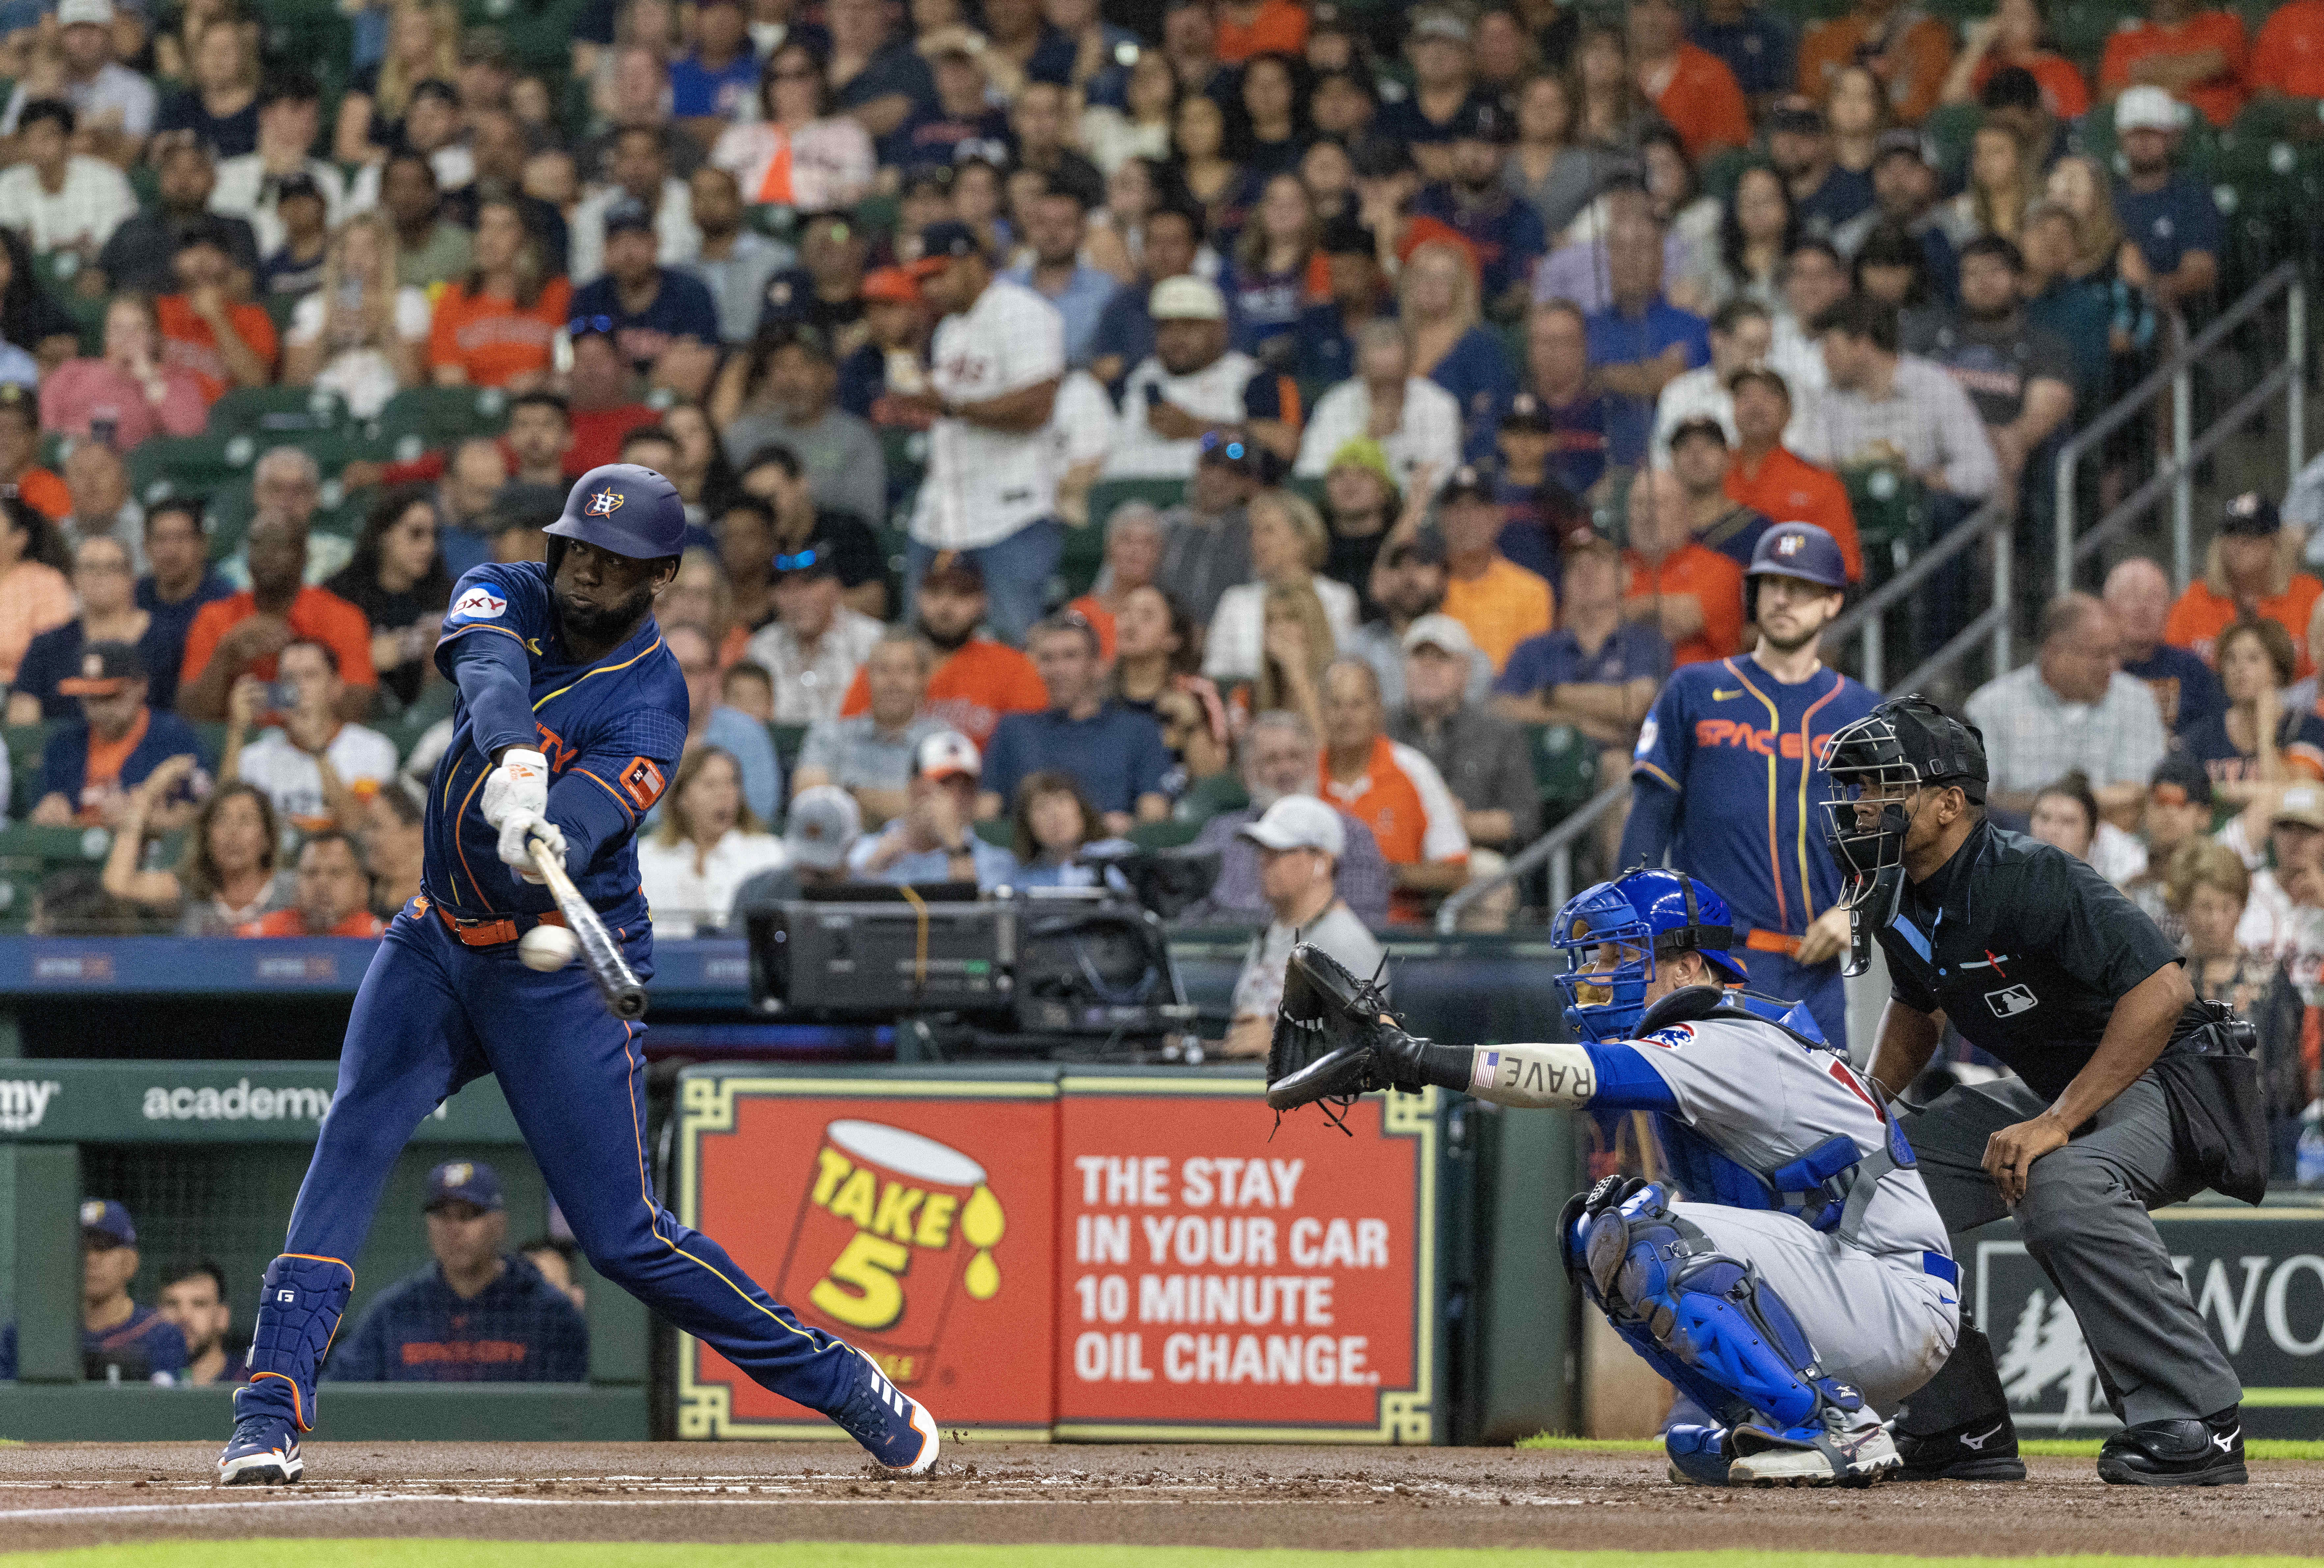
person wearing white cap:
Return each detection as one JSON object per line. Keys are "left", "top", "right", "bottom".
{"left": 0, "top": 0, "right": 157, "bottom": 163}
{"left": 1221, "top": 794, "right": 1388, "bottom": 1057}
{"left": 2108, "top": 82, "right": 2222, "bottom": 308}
{"left": 1388, "top": 614, "right": 1539, "bottom": 856}
{"left": 847, "top": 729, "right": 1015, "bottom": 888}
{"left": 1104, "top": 274, "right": 1296, "bottom": 480}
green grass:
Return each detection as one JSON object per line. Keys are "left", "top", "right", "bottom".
{"left": 12, "top": 1552, "right": 2324, "bottom": 1568}
{"left": 1514, "top": 1433, "right": 2324, "bottom": 1461}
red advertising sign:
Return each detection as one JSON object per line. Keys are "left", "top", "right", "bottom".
{"left": 676, "top": 1075, "right": 1059, "bottom": 1439}
{"left": 1051, "top": 1075, "right": 1436, "bottom": 1442}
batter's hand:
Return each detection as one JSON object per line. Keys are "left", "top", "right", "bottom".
{"left": 1982, "top": 1111, "right": 2070, "bottom": 1205}
{"left": 497, "top": 809, "right": 567, "bottom": 885}
{"left": 1795, "top": 906, "right": 1853, "bottom": 967}
{"left": 481, "top": 748, "right": 550, "bottom": 831}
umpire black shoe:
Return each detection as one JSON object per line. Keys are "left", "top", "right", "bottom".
{"left": 1892, "top": 1413, "right": 2027, "bottom": 1482}
{"left": 2096, "top": 1407, "right": 2246, "bottom": 1487}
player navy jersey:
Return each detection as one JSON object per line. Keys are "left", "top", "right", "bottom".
{"left": 1630, "top": 655, "right": 1880, "bottom": 940}
{"left": 427, "top": 562, "right": 689, "bottom": 930}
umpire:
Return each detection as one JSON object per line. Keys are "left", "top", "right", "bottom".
{"left": 1823, "top": 695, "right": 2264, "bottom": 1487}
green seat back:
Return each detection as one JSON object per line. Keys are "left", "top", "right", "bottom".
{"left": 1840, "top": 464, "right": 1925, "bottom": 553}
{"left": 770, "top": 724, "right": 811, "bottom": 776}
{"left": 973, "top": 817, "right": 1014, "bottom": 848}
{"left": 0, "top": 821, "right": 113, "bottom": 864}
{"left": 371, "top": 385, "right": 515, "bottom": 449}
{"left": 209, "top": 387, "right": 350, "bottom": 439}
{"left": 5, "top": 723, "right": 48, "bottom": 818}
{"left": 1128, "top": 817, "right": 1203, "bottom": 850}
{"left": 126, "top": 434, "right": 263, "bottom": 511}
{"left": 1528, "top": 724, "right": 1600, "bottom": 812}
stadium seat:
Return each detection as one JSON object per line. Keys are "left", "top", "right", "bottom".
{"left": 974, "top": 818, "right": 1013, "bottom": 848}
{"left": 770, "top": 724, "right": 810, "bottom": 777}
{"left": 1842, "top": 464, "right": 1926, "bottom": 582}
{"left": 0, "top": 822, "right": 112, "bottom": 864}
{"left": 126, "top": 434, "right": 261, "bottom": 510}
{"left": 209, "top": 387, "right": 350, "bottom": 439}
{"left": 1527, "top": 724, "right": 1602, "bottom": 816}
{"left": 1127, "top": 818, "right": 1202, "bottom": 850}
{"left": 1071, "top": 478, "right": 1186, "bottom": 597}
{"left": 5, "top": 723, "right": 48, "bottom": 819}
{"left": 373, "top": 386, "right": 514, "bottom": 450}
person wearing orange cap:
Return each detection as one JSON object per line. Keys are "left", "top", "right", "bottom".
{"left": 837, "top": 262, "right": 936, "bottom": 422}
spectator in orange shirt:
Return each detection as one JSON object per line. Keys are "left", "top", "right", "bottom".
{"left": 2101, "top": 0, "right": 2250, "bottom": 128}
{"left": 236, "top": 831, "right": 387, "bottom": 938}
{"left": 0, "top": 496, "right": 73, "bottom": 686}
{"left": 1319, "top": 657, "right": 1472, "bottom": 915}
{"left": 1630, "top": 0, "right": 1754, "bottom": 158}
{"left": 1799, "top": 0, "right": 1956, "bottom": 125}
{"left": 0, "top": 385, "right": 67, "bottom": 521}
{"left": 1723, "top": 366, "right": 1864, "bottom": 583}
{"left": 178, "top": 514, "right": 378, "bottom": 723}
{"left": 1435, "top": 462, "right": 1554, "bottom": 674}
{"left": 2251, "top": 0, "right": 2324, "bottom": 103}
{"left": 1942, "top": 0, "right": 2093, "bottom": 119}
{"left": 1215, "top": 0, "right": 1309, "bottom": 64}
{"left": 1622, "top": 467, "right": 1747, "bottom": 666}
{"left": 836, "top": 552, "right": 1048, "bottom": 748}
{"left": 427, "top": 196, "right": 572, "bottom": 391}
{"left": 2166, "top": 492, "right": 2324, "bottom": 675}
{"left": 155, "top": 221, "right": 278, "bottom": 405}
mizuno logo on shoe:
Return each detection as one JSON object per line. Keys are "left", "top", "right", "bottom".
{"left": 2213, "top": 1427, "right": 2240, "bottom": 1453}
{"left": 1960, "top": 1421, "right": 2005, "bottom": 1452}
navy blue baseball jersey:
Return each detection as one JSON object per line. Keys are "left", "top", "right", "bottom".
{"left": 323, "top": 1254, "right": 587, "bottom": 1383}
{"left": 0, "top": 1303, "right": 190, "bottom": 1383}
{"left": 427, "top": 561, "right": 690, "bottom": 931}
{"left": 1628, "top": 655, "right": 1881, "bottom": 941}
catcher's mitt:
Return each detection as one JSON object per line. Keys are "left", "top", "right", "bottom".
{"left": 1266, "top": 943, "right": 1425, "bottom": 1118}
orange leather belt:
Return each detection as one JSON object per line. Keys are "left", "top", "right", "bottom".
{"left": 410, "top": 895, "right": 566, "bottom": 948}
{"left": 1743, "top": 929, "right": 1803, "bottom": 958}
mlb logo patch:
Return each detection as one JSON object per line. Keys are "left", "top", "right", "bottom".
{"left": 584, "top": 486, "right": 627, "bottom": 517}
{"left": 453, "top": 589, "right": 507, "bottom": 619}
{"left": 1986, "top": 984, "right": 2039, "bottom": 1018}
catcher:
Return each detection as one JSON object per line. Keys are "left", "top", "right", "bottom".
{"left": 1268, "top": 867, "right": 1960, "bottom": 1488}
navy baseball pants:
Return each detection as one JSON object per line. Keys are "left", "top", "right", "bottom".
{"left": 237, "top": 905, "right": 858, "bottom": 1429}
{"left": 1744, "top": 949, "right": 1849, "bottom": 1054}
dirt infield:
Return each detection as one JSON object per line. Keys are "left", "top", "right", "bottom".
{"left": 1, "top": 1443, "right": 2319, "bottom": 1556}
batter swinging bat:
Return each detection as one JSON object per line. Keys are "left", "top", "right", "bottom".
{"left": 529, "top": 832, "right": 648, "bottom": 1020}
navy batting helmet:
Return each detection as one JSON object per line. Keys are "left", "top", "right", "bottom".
{"left": 1746, "top": 522, "right": 1849, "bottom": 592}
{"left": 546, "top": 463, "right": 687, "bottom": 560}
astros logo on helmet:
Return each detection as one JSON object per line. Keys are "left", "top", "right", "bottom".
{"left": 584, "top": 487, "right": 627, "bottom": 517}
{"left": 1777, "top": 533, "right": 1805, "bottom": 556}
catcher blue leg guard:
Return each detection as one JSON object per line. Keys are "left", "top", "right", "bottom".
{"left": 1581, "top": 1185, "right": 1861, "bottom": 1433}
{"left": 233, "top": 1254, "right": 355, "bottom": 1430}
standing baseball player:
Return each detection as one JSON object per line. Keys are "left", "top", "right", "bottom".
{"left": 1620, "top": 522, "right": 1879, "bottom": 1047}
{"left": 1268, "top": 867, "right": 1959, "bottom": 1487}
{"left": 1825, "top": 696, "right": 2254, "bottom": 1486}
{"left": 216, "top": 465, "right": 939, "bottom": 1485}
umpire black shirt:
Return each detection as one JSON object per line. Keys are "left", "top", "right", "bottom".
{"left": 1879, "top": 820, "right": 2198, "bottom": 1099}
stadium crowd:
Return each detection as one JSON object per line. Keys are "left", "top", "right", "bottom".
{"left": 0, "top": 0, "right": 2310, "bottom": 1161}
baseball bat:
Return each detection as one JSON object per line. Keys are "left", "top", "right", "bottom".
{"left": 530, "top": 832, "right": 648, "bottom": 1020}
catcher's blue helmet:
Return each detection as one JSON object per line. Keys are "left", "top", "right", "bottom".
{"left": 545, "top": 463, "right": 687, "bottom": 560}
{"left": 1550, "top": 868, "right": 1749, "bottom": 1042}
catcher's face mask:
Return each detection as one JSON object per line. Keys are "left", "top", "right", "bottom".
{"left": 1551, "top": 883, "right": 1656, "bottom": 1042}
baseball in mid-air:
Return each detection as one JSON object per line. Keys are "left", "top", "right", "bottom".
{"left": 518, "top": 924, "right": 578, "bottom": 972}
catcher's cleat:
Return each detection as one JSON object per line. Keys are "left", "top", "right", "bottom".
{"left": 1664, "top": 1423, "right": 1734, "bottom": 1486}
{"left": 2096, "top": 1408, "right": 2246, "bottom": 1487}
{"left": 1729, "top": 1408, "right": 1902, "bottom": 1488}
{"left": 217, "top": 1413, "right": 302, "bottom": 1485}
{"left": 1893, "top": 1412, "right": 2027, "bottom": 1482}
{"left": 830, "top": 1349, "right": 941, "bottom": 1476}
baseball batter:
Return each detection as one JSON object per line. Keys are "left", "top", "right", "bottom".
{"left": 216, "top": 465, "right": 939, "bottom": 1485}
{"left": 1619, "top": 523, "right": 1880, "bottom": 1047}
{"left": 1269, "top": 868, "right": 1958, "bottom": 1487}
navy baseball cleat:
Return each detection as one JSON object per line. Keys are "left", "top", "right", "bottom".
{"left": 2097, "top": 1407, "right": 2246, "bottom": 1487}
{"left": 1893, "top": 1412, "right": 2028, "bottom": 1482}
{"left": 216, "top": 1413, "right": 302, "bottom": 1485}
{"left": 829, "top": 1351, "right": 940, "bottom": 1475}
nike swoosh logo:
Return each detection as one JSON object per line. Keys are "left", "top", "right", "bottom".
{"left": 1712, "top": 687, "right": 1744, "bottom": 701}
{"left": 2213, "top": 1426, "right": 2240, "bottom": 1453}
{"left": 1959, "top": 1420, "right": 2006, "bottom": 1451}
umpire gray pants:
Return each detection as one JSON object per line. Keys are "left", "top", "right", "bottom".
{"left": 1898, "top": 1074, "right": 2242, "bottom": 1426}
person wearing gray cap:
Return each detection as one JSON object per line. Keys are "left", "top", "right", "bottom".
{"left": 1388, "top": 613, "right": 1539, "bottom": 856}
{"left": 1220, "top": 795, "right": 1387, "bottom": 1058}
{"left": 732, "top": 785, "right": 868, "bottom": 917}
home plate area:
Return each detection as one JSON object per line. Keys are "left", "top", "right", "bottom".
{"left": 1, "top": 1443, "right": 2321, "bottom": 1555}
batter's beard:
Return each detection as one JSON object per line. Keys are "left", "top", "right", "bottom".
{"left": 556, "top": 580, "right": 657, "bottom": 644}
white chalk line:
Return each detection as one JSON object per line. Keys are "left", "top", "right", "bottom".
{"left": 0, "top": 1493, "right": 1599, "bottom": 1523}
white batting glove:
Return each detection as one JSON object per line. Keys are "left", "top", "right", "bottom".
{"left": 480, "top": 748, "right": 550, "bottom": 831}
{"left": 497, "top": 808, "right": 568, "bottom": 885}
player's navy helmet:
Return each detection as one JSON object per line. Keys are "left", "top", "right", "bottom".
{"left": 1746, "top": 522, "right": 1849, "bottom": 593}
{"left": 1818, "top": 694, "right": 1988, "bottom": 904}
{"left": 545, "top": 463, "right": 687, "bottom": 561}
{"left": 1550, "top": 868, "right": 1748, "bottom": 1042}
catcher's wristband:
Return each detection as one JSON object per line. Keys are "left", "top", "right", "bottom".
{"left": 1408, "top": 1037, "right": 1473, "bottom": 1093}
